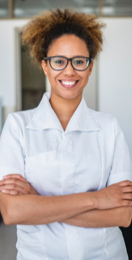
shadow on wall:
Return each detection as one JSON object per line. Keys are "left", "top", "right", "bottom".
{"left": 0, "top": 97, "right": 4, "bottom": 133}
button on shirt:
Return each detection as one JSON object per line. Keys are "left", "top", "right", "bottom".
{"left": 0, "top": 91, "right": 132, "bottom": 260}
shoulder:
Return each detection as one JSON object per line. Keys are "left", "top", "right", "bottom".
{"left": 5, "top": 108, "right": 37, "bottom": 128}
{"left": 88, "top": 108, "right": 120, "bottom": 135}
{"left": 2, "top": 108, "right": 37, "bottom": 140}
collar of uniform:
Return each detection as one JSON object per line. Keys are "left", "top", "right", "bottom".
{"left": 26, "top": 91, "right": 102, "bottom": 133}
{"left": 26, "top": 92, "right": 63, "bottom": 131}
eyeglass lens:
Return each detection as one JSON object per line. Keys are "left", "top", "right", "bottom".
{"left": 50, "top": 57, "right": 89, "bottom": 70}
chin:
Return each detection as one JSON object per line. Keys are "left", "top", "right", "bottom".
{"left": 52, "top": 87, "right": 82, "bottom": 100}
{"left": 60, "top": 93, "right": 81, "bottom": 100}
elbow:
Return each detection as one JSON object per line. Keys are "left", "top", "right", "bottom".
{"left": 1, "top": 203, "right": 12, "bottom": 226}
{"left": 123, "top": 218, "right": 131, "bottom": 228}
{"left": 121, "top": 207, "right": 132, "bottom": 228}
{"left": 2, "top": 213, "right": 11, "bottom": 226}
{"left": 0, "top": 195, "right": 14, "bottom": 226}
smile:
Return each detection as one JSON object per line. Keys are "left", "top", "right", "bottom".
{"left": 59, "top": 80, "right": 79, "bottom": 88}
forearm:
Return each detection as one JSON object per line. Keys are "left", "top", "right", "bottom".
{"left": 61, "top": 207, "right": 132, "bottom": 228}
{"left": 0, "top": 191, "right": 96, "bottom": 225}
{"left": 1, "top": 180, "right": 132, "bottom": 226}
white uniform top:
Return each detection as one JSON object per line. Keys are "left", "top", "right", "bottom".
{"left": 0, "top": 91, "right": 132, "bottom": 260}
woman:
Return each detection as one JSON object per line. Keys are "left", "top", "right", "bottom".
{"left": 0, "top": 9, "right": 132, "bottom": 260}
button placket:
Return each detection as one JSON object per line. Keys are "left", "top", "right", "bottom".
{"left": 60, "top": 134, "right": 84, "bottom": 260}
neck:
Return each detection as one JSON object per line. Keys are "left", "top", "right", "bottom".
{"left": 49, "top": 92, "right": 82, "bottom": 130}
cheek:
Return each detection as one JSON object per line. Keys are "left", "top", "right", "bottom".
{"left": 47, "top": 69, "right": 62, "bottom": 84}
{"left": 81, "top": 72, "right": 89, "bottom": 84}
{"left": 47, "top": 70, "right": 55, "bottom": 83}
{"left": 47, "top": 71, "right": 60, "bottom": 89}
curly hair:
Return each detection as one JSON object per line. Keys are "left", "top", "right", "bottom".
{"left": 21, "top": 8, "right": 105, "bottom": 67}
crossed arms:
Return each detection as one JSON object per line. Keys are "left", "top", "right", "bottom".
{"left": 0, "top": 174, "right": 132, "bottom": 228}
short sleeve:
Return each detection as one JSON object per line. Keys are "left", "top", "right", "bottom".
{"left": 107, "top": 118, "right": 132, "bottom": 186}
{"left": 0, "top": 113, "right": 25, "bottom": 181}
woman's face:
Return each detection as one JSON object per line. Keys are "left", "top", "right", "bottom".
{"left": 42, "top": 34, "right": 93, "bottom": 101}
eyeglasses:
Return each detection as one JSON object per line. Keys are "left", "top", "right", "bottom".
{"left": 44, "top": 56, "right": 92, "bottom": 71}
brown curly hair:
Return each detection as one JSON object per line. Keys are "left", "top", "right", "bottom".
{"left": 21, "top": 8, "right": 105, "bottom": 67}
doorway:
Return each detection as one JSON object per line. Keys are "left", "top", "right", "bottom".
{"left": 15, "top": 29, "right": 46, "bottom": 111}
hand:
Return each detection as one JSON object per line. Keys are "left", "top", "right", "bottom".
{"left": 94, "top": 180, "right": 132, "bottom": 210}
{"left": 0, "top": 174, "right": 39, "bottom": 195}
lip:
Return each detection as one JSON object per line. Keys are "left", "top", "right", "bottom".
{"left": 59, "top": 79, "right": 79, "bottom": 88}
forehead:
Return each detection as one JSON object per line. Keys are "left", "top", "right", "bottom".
{"left": 47, "top": 34, "right": 89, "bottom": 57}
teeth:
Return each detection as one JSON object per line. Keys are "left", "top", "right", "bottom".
{"left": 61, "top": 81, "right": 76, "bottom": 86}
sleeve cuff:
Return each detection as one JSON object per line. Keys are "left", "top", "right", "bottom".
{"left": 0, "top": 166, "right": 24, "bottom": 181}
{"left": 107, "top": 171, "right": 132, "bottom": 186}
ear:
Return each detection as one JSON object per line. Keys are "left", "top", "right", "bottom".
{"left": 41, "top": 60, "right": 48, "bottom": 76}
{"left": 88, "top": 60, "right": 94, "bottom": 76}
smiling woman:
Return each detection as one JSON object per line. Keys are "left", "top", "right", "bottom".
{"left": 0, "top": 8, "right": 132, "bottom": 260}
{"left": 41, "top": 34, "right": 93, "bottom": 114}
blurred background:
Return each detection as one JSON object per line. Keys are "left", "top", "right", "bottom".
{"left": 0, "top": 0, "right": 132, "bottom": 260}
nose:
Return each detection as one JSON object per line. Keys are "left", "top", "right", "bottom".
{"left": 63, "top": 60, "right": 76, "bottom": 75}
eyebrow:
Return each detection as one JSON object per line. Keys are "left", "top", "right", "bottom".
{"left": 49, "top": 55, "right": 87, "bottom": 58}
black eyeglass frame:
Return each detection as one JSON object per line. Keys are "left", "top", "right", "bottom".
{"left": 44, "top": 56, "right": 92, "bottom": 71}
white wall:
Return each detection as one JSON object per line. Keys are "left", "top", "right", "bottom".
{"left": 98, "top": 18, "right": 132, "bottom": 157}
{"left": 0, "top": 19, "right": 28, "bottom": 117}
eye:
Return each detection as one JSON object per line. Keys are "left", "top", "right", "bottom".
{"left": 54, "top": 59, "right": 64, "bottom": 64}
{"left": 77, "top": 60, "right": 83, "bottom": 64}
{"left": 74, "top": 59, "right": 84, "bottom": 65}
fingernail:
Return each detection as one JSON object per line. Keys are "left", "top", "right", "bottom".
{"left": 1, "top": 190, "right": 6, "bottom": 192}
{"left": 3, "top": 176, "right": 8, "bottom": 179}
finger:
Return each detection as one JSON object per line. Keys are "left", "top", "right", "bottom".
{"left": 9, "top": 190, "right": 23, "bottom": 195}
{"left": 121, "top": 200, "right": 132, "bottom": 207}
{"left": 118, "top": 180, "right": 132, "bottom": 187}
{"left": 1, "top": 189, "right": 19, "bottom": 195}
{"left": 3, "top": 174, "right": 27, "bottom": 183}
{"left": 0, "top": 185, "right": 11, "bottom": 190}
{"left": 0, "top": 183, "right": 25, "bottom": 193}
{"left": 122, "top": 186, "right": 132, "bottom": 193}
{"left": 0, "top": 180, "right": 5, "bottom": 185}
{"left": 123, "top": 193, "right": 132, "bottom": 200}
{"left": 0, "top": 178, "right": 26, "bottom": 189}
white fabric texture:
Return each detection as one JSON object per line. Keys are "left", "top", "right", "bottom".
{"left": 0, "top": 91, "right": 132, "bottom": 260}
